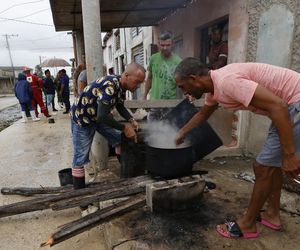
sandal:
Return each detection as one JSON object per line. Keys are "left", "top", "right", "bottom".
{"left": 256, "top": 213, "right": 282, "bottom": 231}
{"left": 216, "top": 220, "right": 259, "bottom": 239}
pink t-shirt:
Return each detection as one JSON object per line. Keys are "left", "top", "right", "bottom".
{"left": 205, "top": 63, "right": 300, "bottom": 114}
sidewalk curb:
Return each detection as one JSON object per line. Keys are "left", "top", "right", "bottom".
{"left": 0, "top": 103, "right": 19, "bottom": 112}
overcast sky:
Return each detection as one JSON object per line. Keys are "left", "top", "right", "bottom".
{"left": 0, "top": 0, "right": 73, "bottom": 70}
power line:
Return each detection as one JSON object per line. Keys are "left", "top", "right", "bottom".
{"left": 11, "top": 34, "right": 66, "bottom": 43}
{"left": 0, "top": 0, "right": 45, "bottom": 15}
{"left": 0, "top": 16, "right": 53, "bottom": 26}
{"left": 0, "top": 8, "right": 50, "bottom": 22}
{"left": 30, "top": 47, "right": 73, "bottom": 50}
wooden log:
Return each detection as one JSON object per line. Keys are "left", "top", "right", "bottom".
{"left": 0, "top": 175, "right": 150, "bottom": 196}
{"left": 0, "top": 176, "right": 151, "bottom": 218}
{"left": 41, "top": 194, "right": 146, "bottom": 247}
{"left": 0, "top": 186, "right": 72, "bottom": 196}
{"left": 51, "top": 185, "right": 145, "bottom": 210}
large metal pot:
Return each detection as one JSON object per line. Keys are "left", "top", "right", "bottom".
{"left": 145, "top": 143, "right": 194, "bottom": 178}
{"left": 144, "top": 99, "right": 222, "bottom": 178}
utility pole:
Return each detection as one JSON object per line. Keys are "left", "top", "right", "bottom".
{"left": 3, "top": 34, "right": 18, "bottom": 81}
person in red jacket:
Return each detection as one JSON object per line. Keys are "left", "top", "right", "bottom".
{"left": 23, "top": 68, "right": 50, "bottom": 118}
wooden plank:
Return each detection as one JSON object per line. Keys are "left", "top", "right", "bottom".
{"left": 41, "top": 194, "right": 146, "bottom": 247}
{"left": 0, "top": 176, "right": 147, "bottom": 196}
{"left": 51, "top": 185, "right": 145, "bottom": 210}
{"left": 1, "top": 186, "right": 72, "bottom": 196}
{"left": 0, "top": 176, "right": 151, "bottom": 218}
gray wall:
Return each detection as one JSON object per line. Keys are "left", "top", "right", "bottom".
{"left": 0, "top": 79, "right": 14, "bottom": 94}
{"left": 246, "top": 0, "right": 299, "bottom": 154}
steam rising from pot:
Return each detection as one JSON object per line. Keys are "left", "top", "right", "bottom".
{"left": 143, "top": 121, "right": 191, "bottom": 149}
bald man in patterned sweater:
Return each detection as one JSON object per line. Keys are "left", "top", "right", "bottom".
{"left": 70, "top": 62, "right": 145, "bottom": 215}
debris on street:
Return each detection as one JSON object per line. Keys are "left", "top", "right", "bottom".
{"left": 233, "top": 172, "right": 255, "bottom": 184}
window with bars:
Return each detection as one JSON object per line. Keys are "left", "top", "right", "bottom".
{"left": 108, "top": 45, "right": 112, "bottom": 62}
{"left": 131, "top": 27, "right": 142, "bottom": 38}
{"left": 114, "top": 29, "right": 120, "bottom": 50}
{"left": 131, "top": 44, "right": 144, "bottom": 99}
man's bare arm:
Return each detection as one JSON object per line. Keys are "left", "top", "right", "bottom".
{"left": 143, "top": 71, "right": 152, "bottom": 100}
{"left": 175, "top": 104, "right": 218, "bottom": 144}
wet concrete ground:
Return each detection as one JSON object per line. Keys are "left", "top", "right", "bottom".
{"left": 0, "top": 104, "right": 21, "bottom": 132}
{"left": 0, "top": 110, "right": 108, "bottom": 250}
{"left": 0, "top": 96, "right": 20, "bottom": 132}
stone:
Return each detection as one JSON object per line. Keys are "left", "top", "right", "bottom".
{"left": 281, "top": 190, "right": 300, "bottom": 215}
{"left": 146, "top": 175, "right": 206, "bottom": 213}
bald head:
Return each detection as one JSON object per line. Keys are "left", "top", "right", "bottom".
{"left": 121, "top": 62, "right": 146, "bottom": 92}
{"left": 125, "top": 62, "right": 146, "bottom": 74}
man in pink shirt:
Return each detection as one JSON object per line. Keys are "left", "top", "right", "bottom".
{"left": 174, "top": 57, "right": 300, "bottom": 239}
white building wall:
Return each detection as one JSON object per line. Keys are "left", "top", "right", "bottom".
{"left": 103, "top": 26, "right": 153, "bottom": 100}
{"left": 102, "top": 34, "right": 114, "bottom": 75}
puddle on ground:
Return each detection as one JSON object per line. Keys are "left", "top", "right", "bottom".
{"left": 0, "top": 105, "right": 21, "bottom": 131}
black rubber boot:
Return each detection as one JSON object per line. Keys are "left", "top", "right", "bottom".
{"left": 72, "top": 176, "right": 85, "bottom": 189}
{"left": 72, "top": 167, "right": 85, "bottom": 189}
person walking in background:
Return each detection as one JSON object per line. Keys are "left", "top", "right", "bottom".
{"left": 15, "top": 73, "right": 40, "bottom": 122}
{"left": 43, "top": 69, "right": 56, "bottom": 115}
{"left": 143, "top": 31, "right": 182, "bottom": 121}
{"left": 50, "top": 70, "right": 58, "bottom": 112}
{"left": 60, "top": 69, "right": 70, "bottom": 114}
{"left": 54, "top": 70, "right": 63, "bottom": 109}
{"left": 51, "top": 92, "right": 58, "bottom": 111}
{"left": 23, "top": 68, "right": 50, "bottom": 118}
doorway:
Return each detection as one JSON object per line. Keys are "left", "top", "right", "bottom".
{"left": 198, "top": 17, "right": 229, "bottom": 65}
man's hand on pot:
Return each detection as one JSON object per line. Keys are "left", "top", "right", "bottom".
{"left": 129, "top": 118, "right": 139, "bottom": 131}
{"left": 186, "top": 94, "right": 195, "bottom": 103}
{"left": 175, "top": 131, "right": 185, "bottom": 145}
{"left": 123, "top": 124, "right": 137, "bottom": 143}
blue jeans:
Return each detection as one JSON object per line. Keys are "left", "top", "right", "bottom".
{"left": 71, "top": 120, "right": 121, "bottom": 168}
{"left": 46, "top": 94, "right": 54, "bottom": 106}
